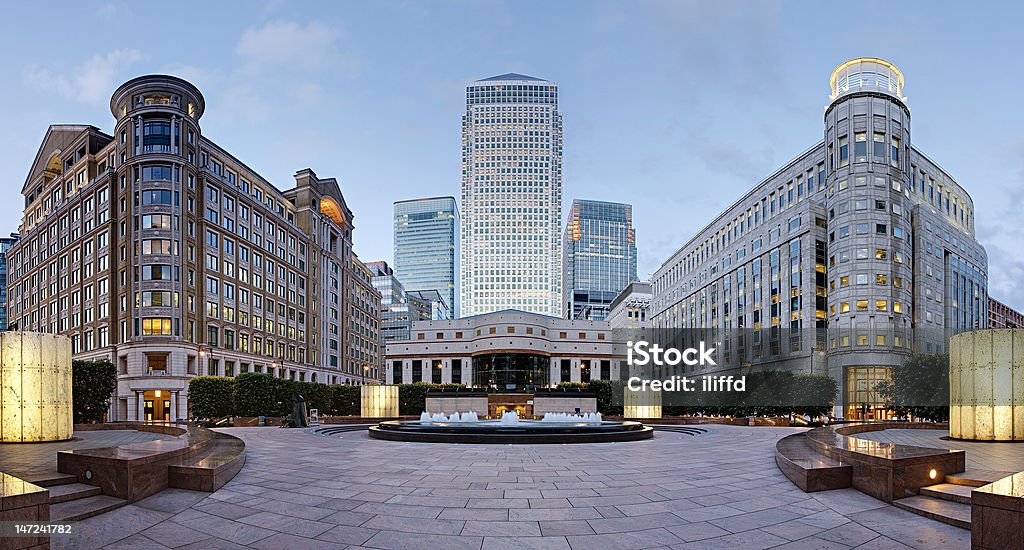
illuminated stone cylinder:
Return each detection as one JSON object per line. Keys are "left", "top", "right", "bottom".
{"left": 0, "top": 332, "right": 73, "bottom": 442}
{"left": 624, "top": 386, "right": 662, "bottom": 419}
{"left": 361, "top": 385, "right": 399, "bottom": 418}
{"left": 950, "top": 329, "right": 1024, "bottom": 441}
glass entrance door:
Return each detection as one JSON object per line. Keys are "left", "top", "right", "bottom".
{"left": 845, "top": 366, "right": 894, "bottom": 420}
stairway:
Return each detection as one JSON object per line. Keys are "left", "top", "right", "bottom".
{"left": 28, "top": 472, "right": 128, "bottom": 521}
{"left": 892, "top": 470, "right": 1018, "bottom": 530}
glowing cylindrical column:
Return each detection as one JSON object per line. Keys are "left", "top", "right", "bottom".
{"left": 361, "top": 385, "right": 399, "bottom": 418}
{"left": 0, "top": 332, "right": 73, "bottom": 442}
{"left": 624, "top": 386, "right": 661, "bottom": 419}
{"left": 950, "top": 329, "right": 1024, "bottom": 441}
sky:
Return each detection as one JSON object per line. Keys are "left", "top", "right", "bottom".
{"left": 1, "top": 1, "right": 1023, "bottom": 311}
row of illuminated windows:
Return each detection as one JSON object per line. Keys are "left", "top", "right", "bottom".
{"left": 830, "top": 273, "right": 906, "bottom": 289}
{"left": 829, "top": 333, "right": 911, "bottom": 348}
{"left": 832, "top": 299, "right": 906, "bottom": 315}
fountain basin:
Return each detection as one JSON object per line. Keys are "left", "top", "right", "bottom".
{"left": 367, "top": 418, "right": 654, "bottom": 444}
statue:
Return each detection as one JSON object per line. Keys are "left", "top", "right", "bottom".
{"left": 281, "top": 394, "right": 309, "bottom": 428}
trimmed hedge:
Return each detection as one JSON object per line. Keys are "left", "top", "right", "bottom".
{"left": 588, "top": 379, "right": 624, "bottom": 416}
{"left": 72, "top": 359, "right": 118, "bottom": 423}
{"left": 555, "top": 382, "right": 589, "bottom": 391}
{"left": 188, "top": 376, "right": 235, "bottom": 419}
{"left": 331, "top": 385, "right": 361, "bottom": 416}
{"left": 398, "top": 383, "right": 466, "bottom": 415}
{"left": 568, "top": 372, "right": 838, "bottom": 418}
{"left": 232, "top": 373, "right": 283, "bottom": 416}
{"left": 190, "top": 374, "right": 390, "bottom": 419}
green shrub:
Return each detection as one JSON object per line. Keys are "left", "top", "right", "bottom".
{"left": 188, "top": 376, "right": 235, "bottom": 419}
{"left": 588, "top": 379, "right": 624, "bottom": 415}
{"left": 72, "top": 359, "right": 117, "bottom": 423}
{"left": 300, "top": 381, "right": 334, "bottom": 415}
{"left": 555, "top": 382, "right": 589, "bottom": 391}
{"left": 231, "top": 372, "right": 281, "bottom": 417}
{"left": 397, "top": 382, "right": 465, "bottom": 415}
{"left": 330, "top": 385, "right": 361, "bottom": 416}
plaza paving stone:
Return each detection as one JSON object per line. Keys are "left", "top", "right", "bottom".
{"left": 1, "top": 429, "right": 172, "bottom": 478}
{"left": 50, "top": 425, "right": 977, "bottom": 549}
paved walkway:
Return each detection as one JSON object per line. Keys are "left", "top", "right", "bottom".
{"left": 54, "top": 425, "right": 969, "bottom": 549}
{"left": 1, "top": 430, "right": 172, "bottom": 478}
{"left": 852, "top": 428, "right": 1024, "bottom": 473}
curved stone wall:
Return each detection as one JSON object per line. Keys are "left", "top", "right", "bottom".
{"left": 950, "top": 329, "right": 1024, "bottom": 441}
{"left": 0, "top": 332, "right": 73, "bottom": 442}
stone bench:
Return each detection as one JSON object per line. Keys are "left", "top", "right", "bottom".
{"left": 167, "top": 434, "right": 246, "bottom": 493}
{"left": 775, "top": 433, "right": 852, "bottom": 492}
{"left": 57, "top": 424, "right": 245, "bottom": 503}
{"left": 804, "top": 423, "right": 965, "bottom": 503}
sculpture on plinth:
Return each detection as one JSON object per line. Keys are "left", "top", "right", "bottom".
{"left": 281, "top": 394, "right": 308, "bottom": 428}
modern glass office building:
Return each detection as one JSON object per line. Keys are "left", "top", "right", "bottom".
{"left": 563, "top": 199, "right": 637, "bottom": 320}
{"left": 460, "top": 73, "right": 563, "bottom": 318}
{"left": 393, "top": 197, "right": 458, "bottom": 319}
{"left": 0, "top": 233, "right": 20, "bottom": 331}
{"left": 650, "top": 58, "right": 988, "bottom": 420}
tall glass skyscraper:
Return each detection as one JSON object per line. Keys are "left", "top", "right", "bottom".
{"left": 394, "top": 197, "right": 459, "bottom": 318}
{"left": 460, "top": 73, "right": 563, "bottom": 317}
{"left": 563, "top": 200, "right": 638, "bottom": 320}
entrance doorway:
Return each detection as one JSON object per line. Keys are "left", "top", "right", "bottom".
{"left": 143, "top": 390, "right": 171, "bottom": 422}
{"left": 845, "top": 366, "right": 894, "bottom": 420}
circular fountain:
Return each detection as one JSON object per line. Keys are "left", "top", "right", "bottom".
{"left": 368, "top": 410, "right": 654, "bottom": 444}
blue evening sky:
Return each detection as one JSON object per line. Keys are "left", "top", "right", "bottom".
{"left": 1, "top": 1, "right": 1022, "bottom": 309}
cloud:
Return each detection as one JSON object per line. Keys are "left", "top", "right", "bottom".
{"left": 236, "top": 20, "right": 359, "bottom": 76}
{"left": 24, "top": 49, "right": 144, "bottom": 103}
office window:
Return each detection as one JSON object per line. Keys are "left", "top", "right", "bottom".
{"left": 854, "top": 132, "right": 867, "bottom": 162}
{"left": 873, "top": 133, "right": 885, "bottom": 163}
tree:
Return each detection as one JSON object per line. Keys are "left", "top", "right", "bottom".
{"left": 877, "top": 354, "right": 949, "bottom": 422}
{"left": 791, "top": 374, "right": 839, "bottom": 418}
{"left": 72, "top": 359, "right": 117, "bottom": 423}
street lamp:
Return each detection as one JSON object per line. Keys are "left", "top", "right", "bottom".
{"left": 198, "top": 346, "right": 209, "bottom": 375}
{"left": 810, "top": 348, "right": 826, "bottom": 375}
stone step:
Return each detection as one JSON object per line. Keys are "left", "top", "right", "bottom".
{"left": 45, "top": 482, "right": 103, "bottom": 504}
{"left": 51, "top": 495, "right": 128, "bottom": 522}
{"left": 893, "top": 495, "right": 971, "bottom": 530}
{"left": 945, "top": 469, "right": 1016, "bottom": 488}
{"left": 920, "top": 483, "right": 974, "bottom": 505}
{"left": 18, "top": 472, "right": 78, "bottom": 487}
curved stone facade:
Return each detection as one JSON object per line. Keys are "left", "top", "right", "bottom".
{"left": 950, "top": 329, "right": 1024, "bottom": 441}
{"left": 650, "top": 58, "right": 988, "bottom": 419}
{"left": 385, "top": 309, "right": 616, "bottom": 388}
{"left": 0, "top": 332, "right": 73, "bottom": 442}
{"left": 9, "top": 75, "right": 382, "bottom": 422}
